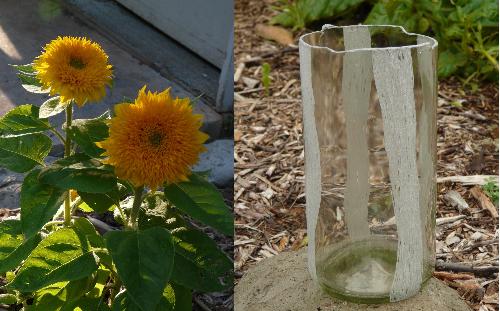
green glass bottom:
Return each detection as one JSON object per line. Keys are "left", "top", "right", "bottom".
{"left": 317, "top": 238, "right": 398, "bottom": 304}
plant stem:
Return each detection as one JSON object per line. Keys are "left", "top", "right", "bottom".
{"left": 65, "top": 103, "right": 73, "bottom": 156}
{"left": 128, "top": 186, "right": 144, "bottom": 229}
{"left": 70, "top": 198, "right": 82, "bottom": 215}
{"left": 480, "top": 48, "right": 499, "bottom": 71}
{"left": 109, "top": 277, "right": 122, "bottom": 304}
{"left": 49, "top": 128, "right": 66, "bottom": 145}
{"left": 64, "top": 103, "right": 73, "bottom": 227}
{"left": 115, "top": 204, "right": 127, "bottom": 225}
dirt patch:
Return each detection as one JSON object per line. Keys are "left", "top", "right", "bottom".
{"left": 235, "top": 249, "right": 471, "bottom": 311}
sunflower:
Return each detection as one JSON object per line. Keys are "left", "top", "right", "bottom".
{"left": 33, "top": 36, "right": 112, "bottom": 107}
{"left": 99, "top": 86, "right": 209, "bottom": 189}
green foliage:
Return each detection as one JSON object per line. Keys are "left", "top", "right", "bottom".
{"left": 67, "top": 113, "right": 109, "bottom": 158}
{"left": 165, "top": 284, "right": 192, "bottom": 311}
{"left": 112, "top": 285, "right": 190, "bottom": 311}
{"left": 170, "top": 224, "right": 234, "bottom": 291}
{"left": 164, "top": 172, "right": 234, "bottom": 236}
{"left": 39, "top": 153, "right": 117, "bottom": 193}
{"left": 77, "top": 183, "right": 127, "bottom": 213}
{"left": 366, "top": 0, "right": 498, "bottom": 82}
{"left": 104, "top": 227, "right": 175, "bottom": 311}
{"left": 0, "top": 134, "right": 52, "bottom": 173}
{"left": 0, "top": 104, "right": 50, "bottom": 135}
{"left": 272, "top": 0, "right": 365, "bottom": 30}
{"left": 261, "top": 62, "right": 272, "bottom": 96}
{"left": 272, "top": 0, "right": 499, "bottom": 83}
{"left": 0, "top": 104, "right": 53, "bottom": 173}
{"left": 0, "top": 220, "right": 41, "bottom": 274}
{"left": 27, "top": 279, "right": 99, "bottom": 311}
{"left": 0, "top": 294, "right": 17, "bottom": 305}
{"left": 138, "top": 195, "right": 233, "bottom": 292}
{"left": 39, "top": 96, "right": 67, "bottom": 118}
{"left": 112, "top": 291, "right": 143, "bottom": 311}
{"left": 483, "top": 179, "right": 499, "bottom": 205}
{"left": 7, "top": 227, "right": 99, "bottom": 292}
{"left": 20, "top": 168, "right": 66, "bottom": 238}
{"left": 14, "top": 65, "right": 49, "bottom": 94}
{"left": 0, "top": 60, "right": 232, "bottom": 310}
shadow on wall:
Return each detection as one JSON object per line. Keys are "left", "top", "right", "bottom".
{"left": 0, "top": 0, "right": 185, "bottom": 136}
{"left": 0, "top": 0, "right": 66, "bottom": 116}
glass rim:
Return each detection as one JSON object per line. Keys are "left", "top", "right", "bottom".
{"left": 299, "top": 24, "right": 438, "bottom": 54}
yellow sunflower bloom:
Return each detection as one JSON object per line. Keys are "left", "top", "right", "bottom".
{"left": 33, "top": 36, "right": 112, "bottom": 107}
{"left": 99, "top": 86, "right": 209, "bottom": 189}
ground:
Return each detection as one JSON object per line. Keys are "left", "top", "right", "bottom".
{"left": 234, "top": 0, "right": 499, "bottom": 310}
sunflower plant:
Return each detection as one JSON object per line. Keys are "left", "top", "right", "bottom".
{"left": 0, "top": 36, "right": 233, "bottom": 311}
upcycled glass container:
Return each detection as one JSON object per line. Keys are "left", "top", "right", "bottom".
{"left": 299, "top": 25, "right": 438, "bottom": 303}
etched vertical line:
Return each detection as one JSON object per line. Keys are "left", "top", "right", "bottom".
{"left": 342, "top": 26, "right": 372, "bottom": 240}
{"left": 372, "top": 47, "right": 423, "bottom": 301}
{"left": 299, "top": 40, "right": 322, "bottom": 281}
{"left": 417, "top": 37, "right": 438, "bottom": 278}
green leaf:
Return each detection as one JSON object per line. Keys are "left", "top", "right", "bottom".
{"left": 136, "top": 197, "right": 232, "bottom": 292}
{"left": 0, "top": 104, "right": 50, "bottom": 135}
{"left": 0, "top": 293, "right": 17, "bottom": 304}
{"left": 164, "top": 173, "right": 233, "bottom": 236}
{"left": 78, "top": 183, "right": 127, "bottom": 213}
{"left": 39, "top": 153, "right": 117, "bottom": 193}
{"left": 84, "top": 267, "right": 111, "bottom": 299}
{"left": 271, "top": 10, "right": 300, "bottom": 29}
{"left": 26, "top": 282, "right": 66, "bottom": 311}
{"left": 156, "top": 285, "right": 176, "bottom": 311}
{"left": 169, "top": 283, "right": 191, "bottom": 311}
{"left": 137, "top": 194, "right": 174, "bottom": 226}
{"left": 67, "top": 114, "right": 109, "bottom": 158}
{"left": 77, "top": 201, "right": 94, "bottom": 213}
{"left": 21, "top": 168, "right": 66, "bottom": 238}
{"left": 78, "top": 192, "right": 115, "bottom": 213}
{"left": 170, "top": 225, "right": 233, "bottom": 292}
{"left": 0, "top": 133, "right": 52, "bottom": 172}
{"left": 112, "top": 290, "right": 142, "bottom": 311}
{"left": 272, "top": 0, "right": 364, "bottom": 29}
{"left": 72, "top": 217, "right": 112, "bottom": 267}
{"left": 105, "top": 227, "right": 175, "bottom": 311}
{"left": 156, "top": 283, "right": 191, "bottom": 311}
{"left": 18, "top": 71, "right": 48, "bottom": 94}
{"left": 365, "top": 2, "right": 391, "bottom": 25}
{"left": 7, "top": 227, "right": 99, "bottom": 292}
{"left": 29, "top": 278, "right": 94, "bottom": 311}
{"left": 0, "top": 219, "right": 41, "bottom": 273}
{"left": 11, "top": 63, "right": 48, "bottom": 94}
{"left": 39, "top": 97, "right": 68, "bottom": 119}
{"left": 72, "top": 217, "right": 105, "bottom": 248}
{"left": 74, "top": 297, "right": 111, "bottom": 311}
{"left": 113, "top": 284, "right": 190, "bottom": 311}
{"left": 438, "top": 50, "right": 469, "bottom": 78}
{"left": 11, "top": 63, "right": 36, "bottom": 75}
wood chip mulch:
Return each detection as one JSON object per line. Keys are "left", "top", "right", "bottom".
{"left": 234, "top": 0, "right": 499, "bottom": 310}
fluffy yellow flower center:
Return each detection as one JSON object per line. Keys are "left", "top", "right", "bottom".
{"left": 69, "top": 56, "right": 86, "bottom": 69}
{"left": 148, "top": 131, "right": 165, "bottom": 147}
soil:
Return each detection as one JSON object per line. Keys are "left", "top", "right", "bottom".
{"left": 235, "top": 249, "right": 471, "bottom": 311}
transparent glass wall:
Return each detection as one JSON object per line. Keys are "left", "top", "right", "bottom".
{"left": 299, "top": 25, "right": 438, "bottom": 303}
